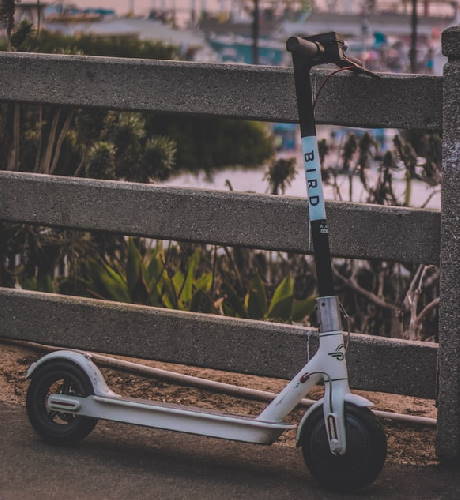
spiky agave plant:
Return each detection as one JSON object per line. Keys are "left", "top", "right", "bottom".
{"left": 0, "top": 0, "right": 15, "bottom": 50}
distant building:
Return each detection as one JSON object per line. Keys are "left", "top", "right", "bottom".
{"left": 278, "top": 11, "right": 457, "bottom": 39}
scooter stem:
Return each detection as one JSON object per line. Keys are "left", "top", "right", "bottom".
{"left": 292, "top": 57, "right": 335, "bottom": 297}
{"left": 317, "top": 296, "right": 342, "bottom": 333}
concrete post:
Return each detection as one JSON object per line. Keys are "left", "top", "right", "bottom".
{"left": 437, "top": 26, "right": 460, "bottom": 461}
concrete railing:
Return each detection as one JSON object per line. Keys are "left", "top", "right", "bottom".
{"left": 0, "top": 171, "right": 440, "bottom": 264}
{"left": 0, "top": 26, "right": 459, "bottom": 460}
{"left": 0, "top": 51, "right": 442, "bottom": 129}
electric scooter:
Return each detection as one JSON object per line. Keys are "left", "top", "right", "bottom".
{"left": 25, "top": 33, "right": 387, "bottom": 493}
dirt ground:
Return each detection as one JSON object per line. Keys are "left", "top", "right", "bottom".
{"left": 0, "top": 341, "right": 437, "bottom": 466}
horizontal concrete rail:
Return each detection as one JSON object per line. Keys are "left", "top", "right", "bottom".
{"left": 0, "top": 52, "right": 442, "bottom": 129}
{"left": 0, "top": 288, "right": 437, "bottom": 399}
{"left": 0, "top": 172, "right": 440, "bottom": 264}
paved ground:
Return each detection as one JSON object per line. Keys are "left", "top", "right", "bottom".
{"left": 1, "top": 402, "right": 459, "bottom": 500}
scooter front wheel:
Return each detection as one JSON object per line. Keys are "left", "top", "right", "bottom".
{"left": 300, "top": 402, "right": 387, "bottom": 492}
{"left": 26, "top": 360, "right": 98, "bottom": 445}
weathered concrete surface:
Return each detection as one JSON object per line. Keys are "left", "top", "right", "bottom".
{"left": 0, "top": 171, "right": 441, "bottom": 264}
{"left": 436, "top": 41, "right": 460, "bottom": 460}
{"left": 2, "top": 402, "right": 460, "bottom": 500}
{"left": 442, "top": 26, "right": 460, "bottom": 59}
{"left": 0, "top": 52, "right": 442, "bottom": 129}
{"left": 0, "top": 288, "right": 438, "bottom": 398}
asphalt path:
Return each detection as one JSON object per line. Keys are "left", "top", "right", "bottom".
{"left": 1, "top": 402, "right": 459, "bottom": 500}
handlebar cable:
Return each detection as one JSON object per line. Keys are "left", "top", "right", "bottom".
{"left": 312, "top": 66, "right": 354, "bottom": 111}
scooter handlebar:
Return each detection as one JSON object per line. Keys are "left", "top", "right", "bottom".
{"left": 286, "top": 36, "right": 321, "bottom": 59}
{"left": 287, "top": 33, "right": 380, "bottom": 78}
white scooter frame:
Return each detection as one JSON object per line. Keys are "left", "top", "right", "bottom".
{"left": 27, "top": 295, "right": 372, "bottom": 454}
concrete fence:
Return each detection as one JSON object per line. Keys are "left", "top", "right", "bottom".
{"left": 0, "top": 26, "right": 459, "bottom": 460}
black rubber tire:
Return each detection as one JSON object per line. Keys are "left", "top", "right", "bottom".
{"left": 26, "top": 360, "right": 98, "bottom": 445}
{"left": 300, "top": 402, "right": 387, "bottom": 492}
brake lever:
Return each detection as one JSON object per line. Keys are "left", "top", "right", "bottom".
{"left": 338, "top": 57, "right": 381, "bottom": 79}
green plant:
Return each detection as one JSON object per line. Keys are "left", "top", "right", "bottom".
{"left": 51, "top": 237, "right": 316, "bottom": 324}
{"left": 245, "top": 273, "right": 315, "bottom": 322}
{"left": 319, "top": 129, "right": 441, "bottom": 340}
{"left": 220, "top": 270, "right": 314, "bottom": 323}
{"left": 85, "top": 142, "right": 117, "bottom": 180}
{"left": 264, "top": 157, "right": 296, "bottom": 195}
{"left": 0, "top": 0, "right": 15, "bottom": 50}
{"left": 78, "top": 239, "right": 217, "bottom": 314}
{"left": 144, "top": 113, "right": 274, "bottom": 174}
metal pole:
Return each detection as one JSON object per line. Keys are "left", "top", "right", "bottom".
{"left": 191, "top": 0, "right": 196, "bottom": 25}
{"left": 252, "top": 0, "right": 260, "bottom": 64}
{"left": 409, "top": 0, "right": 418, "bottom": 73}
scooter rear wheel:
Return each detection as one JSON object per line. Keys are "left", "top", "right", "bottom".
{"left": 26, "top": 360, "right": 98, "bottom": 445}
{"left": 300, "top": 402, "right": 386, "bottom": 492}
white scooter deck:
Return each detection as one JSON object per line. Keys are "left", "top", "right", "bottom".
{"left": 48, "top": 393, "right": 295, "bottom": 444}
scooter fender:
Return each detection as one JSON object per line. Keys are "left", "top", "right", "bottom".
{"left": 296, "top": 394, "right": 373, "bottom": 446}
{"left": 26, "top": 350, "right": 117, "bottom": 397}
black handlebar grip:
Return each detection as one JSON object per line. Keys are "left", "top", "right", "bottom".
{"left": 286, "top": 36, "right": 320, "bottom": 59}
